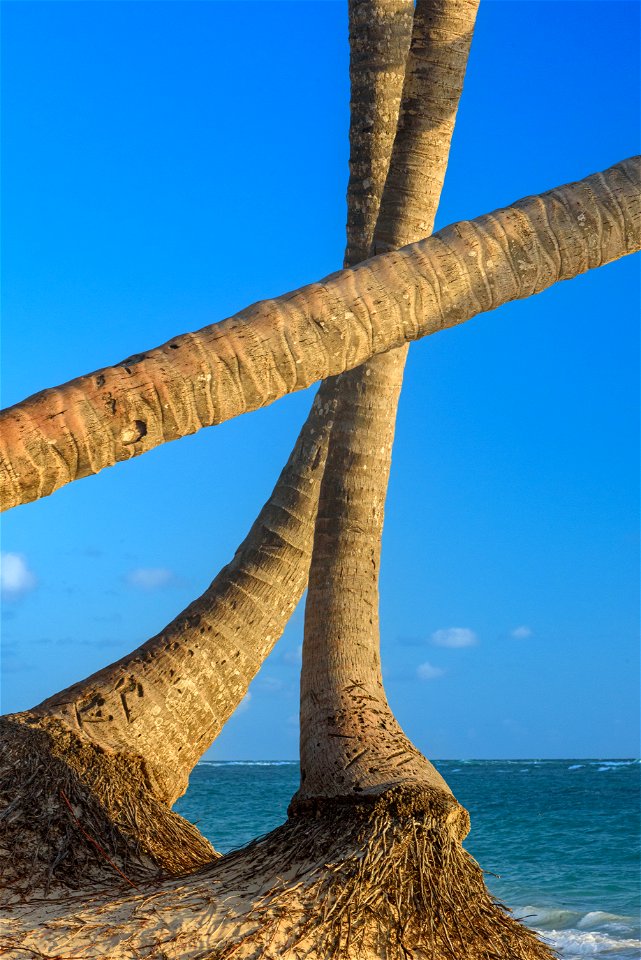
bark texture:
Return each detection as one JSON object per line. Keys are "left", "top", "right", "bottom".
{"left": 345, "top": 0, "right": 414, "bottom": 268}
{"left": 12, "top": 393, "right": 333, "bottom": 802}
{"left": 1, "top": 156, "right": 638, "bottom": 511}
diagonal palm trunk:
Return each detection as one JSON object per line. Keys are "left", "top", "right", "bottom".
{"left": 0, "top": 0, "right": 414, "bottom": 899}
{"left": 1, "top": 155, "right": 638, "bottom": 511}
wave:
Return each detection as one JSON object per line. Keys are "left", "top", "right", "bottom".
{"left": 197, "top": 760, "right": 297, "bottom": 767}
{"left": 519, "top": 905, "right": 641, "bottom": 956}
{"left": 595, "top": 761, "right": 640, "bottom": 770}
{"left": 520, "top": 905, "right": 639, "bottom": 935}
{"left": 541, "top": 928, "right": 641, "bottom": 957}
{"left": 577, "top": 913, "right": 640, "bottom": 933}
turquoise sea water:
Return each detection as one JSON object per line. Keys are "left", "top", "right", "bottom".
{"left": 175, "top": 759, "right": 641, "bottom": 959}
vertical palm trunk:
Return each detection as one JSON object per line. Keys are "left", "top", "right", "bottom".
{"left": 280, "top": 1, "right": 554, "bottom": 956}
{"left": 299, "top": 0, "right": 478, "bottom": 802}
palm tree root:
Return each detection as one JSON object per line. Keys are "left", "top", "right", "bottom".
{"left": 0, "top": 783, "right": 556, "bottom": 959}
{"left": 0, "top": 714, "right": 217, "bottom": 902}
{"left": 205, "top": 784, "right": 556, "bottom": 960}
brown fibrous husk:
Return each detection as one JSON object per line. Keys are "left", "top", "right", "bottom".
{"left": 0, "top": 714, "right": 217, "bottom": 902}
{"left": 0, "top": 783, "right": 556, "bottom": 959}
{"left": 203, "top": 784, "right": 557, "bottom": 960}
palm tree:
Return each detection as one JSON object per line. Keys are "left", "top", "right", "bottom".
{"left": 0, "top": 1, "right": 638, "bottom": 956}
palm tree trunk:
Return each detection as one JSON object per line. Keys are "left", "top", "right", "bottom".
{"left": 0, "top": 0, "right": 413, "bottom": 900}
{"left": 299, "top": 0, "right": 478, "bottom": 801}
{"left": 25, "top": 394, "right": 335, "bottom": 807}
{"left": 1, "top": 155, "right": 638, "bottom": 511}
{"left": 283, "top": 4, "right": 552, "bottom": 956}
{"left": 193, "top": 3, "right": 551, "bottom": 957}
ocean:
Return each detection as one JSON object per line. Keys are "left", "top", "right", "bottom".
{"left": 174, "top": 759, "right": 641, "bottom": 959}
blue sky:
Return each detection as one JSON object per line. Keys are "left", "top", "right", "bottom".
{"left": 1, "top": 1, "right": 639, "bottom": 761}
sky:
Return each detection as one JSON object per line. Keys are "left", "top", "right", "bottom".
{"left": 1, "top": 0, "right": 639, "bottom": 761}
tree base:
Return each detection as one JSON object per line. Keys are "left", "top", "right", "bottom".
{"left": 0, "top": 714, "right": 217, "bottom": 902}
{"left": 2, "top": 783, "right": 556, "bottom": 959}
{"left": 209, "top": 785, "right": 555, "bottom": 959}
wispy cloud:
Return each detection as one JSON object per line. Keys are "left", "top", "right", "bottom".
{"left": 0, "top": 553, "right": 36, "bottom": 598}
{"left": 511, "top": 625, "right": 533, "bottom": 640}
{"left": 431, "top": 627, "right": 477, "bottom": 648}
{"left": 417, "top": 661, "right": 445, "bottom": 681}
{"left": 125, "top": 567, "right": 175, "bottom": 590}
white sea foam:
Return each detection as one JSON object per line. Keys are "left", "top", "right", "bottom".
{"left": 595, "top": 760, "right": 639, "bottom": 768}
{"left": 520, "top": 905, "right": 641, "bottom": 956}
{"left": 520, "top": 906, "right": 639, "bottom": 932}
{"left": 198, "top": 760, "right": 296, "bottom": 767}
{"left": 568, "top": 764, "right": 584, "bottom": 770}
{"left": 541, "top": 928, "right": 641, "bottom": 956}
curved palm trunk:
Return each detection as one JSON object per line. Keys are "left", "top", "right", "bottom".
{"left": 25, "top": 393, "right": 335, "bottom": 807}
{"left": 0, "top": 394, "right": 334, "bottom": 897}
{"left": 1, "top": 155, "right": 638, "bottom": 511}
{"left": 0, "top": 0, "right": 413, "bottom": 900}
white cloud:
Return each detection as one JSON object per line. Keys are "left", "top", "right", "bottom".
{"left": 431, "top": 627, "right": 477, "bottom": 648}
{"left": 417, "top": 661, "right": 445, "bottom": 681}
{"left": 0, "top": 553, "right": 36, "bottom": 598}
{"left": 511, "top": 625, "right": 533, "bottom": 640}
{"left": 126, "top": 567, "right": 174, "bottom": 590}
